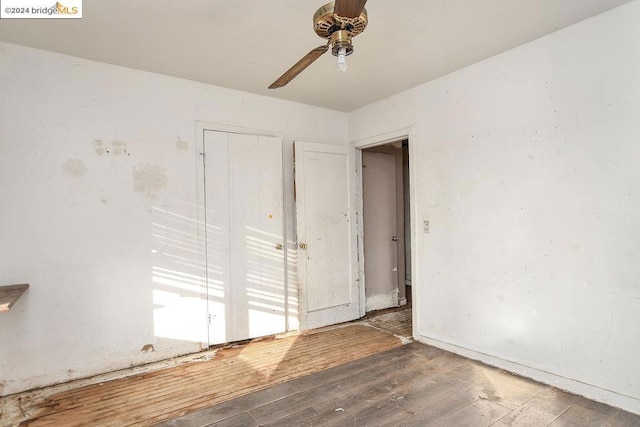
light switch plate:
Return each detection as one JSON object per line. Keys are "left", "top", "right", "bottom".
{"left": 423, "top": 220, "right": 430, "bottom": 233}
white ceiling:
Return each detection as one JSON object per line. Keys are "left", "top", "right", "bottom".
{"left": 0, "top": 0, "right": 632, "bottom": 111}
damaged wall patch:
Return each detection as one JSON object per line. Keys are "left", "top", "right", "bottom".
{"left": 62, "top": 158, "right": 87, "bottom": 178}
{"left": 133, "top": 163, "right": 167, "bottom": 199}
{"left": 141, "top": 344, "right": 155, "bottom": 353}
{"left": 176, "top": 137, "right": 189, "bottom": 151}
{"left": 93, "top": 139, "right": 105, "bottom": 155}
{"left": 93, "top": 139, "right": 129, "bottom": 155}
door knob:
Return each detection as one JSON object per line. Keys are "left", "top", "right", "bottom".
{"left": 275, "top": 243, "right": 283, "bottom": 250}
{"left": 392, "top": 236, "right": 398, "bottom": 241}
{"left": 299, "top": 243, "right": 308, "bottom": 250}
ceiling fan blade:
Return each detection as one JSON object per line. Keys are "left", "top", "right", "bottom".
{"left": 269, "top": 45, "right": 329, "bottom": 89}
{"left": 334, "top": 0, "right": 367, "bottom": 19}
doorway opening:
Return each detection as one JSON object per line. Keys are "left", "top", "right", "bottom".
{"left": 360, "top": 139, "right": 411, "bottom": 318}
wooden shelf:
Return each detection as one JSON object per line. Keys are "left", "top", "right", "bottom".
{"left": 0, "top": 284, "right": 29, "bottom": 314}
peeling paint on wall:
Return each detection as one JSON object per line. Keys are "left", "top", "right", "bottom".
{"left": 92, "top": 139, "right": 105, "bottom": 155}
{"left": 176, "top": 137, "right": 189, "bottom": 150}
{"left": 141, "top": 344, "right": 155, "bottom": 353}
{"left": 93, "top": 139, "right": 129, "bottom": 155}
{"left": 62, "top": 159, "right": 87, "bottom": 178}
{"left": 133, "top": 163, "right": 167, "bottom": 199}
{"left": 111, "top": 140, "right": 127, "bottom": 155}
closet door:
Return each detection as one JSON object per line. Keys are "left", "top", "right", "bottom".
{"left": 204, "top": 130, "right": 285, "bottom": 345}
{"left": 294, "top": 141, "right": 360, "bottom": 330}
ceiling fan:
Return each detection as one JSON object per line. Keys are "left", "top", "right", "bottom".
{"left": 268, "top": 0, "right": 368, "bottom": 89}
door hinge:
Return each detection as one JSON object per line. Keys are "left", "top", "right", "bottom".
{"left": 200, "top": 152, "right": 206, "bottom": 165}
{"left": 207, "top": 313, "right": 215, "bottom": 325}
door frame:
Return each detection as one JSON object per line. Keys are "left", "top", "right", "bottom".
{"left": 196, "top": 121, "right": 289, "bottom": 346}
{"left": 350, "top": 127, "right": 417, "bottom": 335}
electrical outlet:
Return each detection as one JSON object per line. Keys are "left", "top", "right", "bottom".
{"left": 423, "top": 220, "right": 431, "bottom": 233}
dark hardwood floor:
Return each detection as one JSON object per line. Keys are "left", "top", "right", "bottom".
{"left": 160, "top": 342, "right": 640, "bottom": 426}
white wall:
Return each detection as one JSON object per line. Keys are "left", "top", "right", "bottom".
{"left": 0, "top": 42, "right": 347, "bottom": 396}
{"left": 350, "top": 0, "right": 640, "bottom": 414}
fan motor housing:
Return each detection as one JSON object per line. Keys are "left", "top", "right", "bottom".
{"left": 313, "top": 1, "right": 368, "bottom": 39}
{"left": 330, "top": 30, "right": 354, "bottom": 56}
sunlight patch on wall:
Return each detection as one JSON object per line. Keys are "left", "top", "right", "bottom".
{"left": 150, "top": 204, "right": 208, "bottom": 343}
{"left": 153, "top": 289, "right": 207, "bottom": 342}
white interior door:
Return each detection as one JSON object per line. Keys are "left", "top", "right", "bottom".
{"left": 295, "top": 141, "right": 360, "bottom": 330}
{"left": 204, "top": 130, "right": 286, "bottom": 345}
{"left": 362, "top": 151, "right": 399, "bottom": 311}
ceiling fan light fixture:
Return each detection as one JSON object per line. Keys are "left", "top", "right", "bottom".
{"left": 268, "top": 0, "right": 367, "bottom": 88}
{"left": 336, "top": 47, "right": 348, "bottom": 72}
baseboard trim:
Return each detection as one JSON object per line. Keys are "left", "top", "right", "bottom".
{"left": 415, "top": 333, "right": 640, "bottom": 416}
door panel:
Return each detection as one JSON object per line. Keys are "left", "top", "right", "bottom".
{"left": 363, "top": 152, "right": 399, "bottom": 311}
{"left": 204, "top": 131, "right": 231, "bottom": 345}
{"left": 205, "top": 131, "right": 286, "bottom": 345}
{"left": 295, "top": 141, "right": 360, "bottom": 329}
{"left": 248, "top": 135, "right": 286, "bottom": 338}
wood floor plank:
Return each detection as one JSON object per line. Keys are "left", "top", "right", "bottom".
{"left": 202, "top": 412, "right": 257, "bottom": 427}
{"left": 491, "top": 386, "right": 578, "bottom": 426}
{"left": 286, "top": 347, "right": 474, "bottom": 426}
{"left": 248, "top": 349, "right": 421, "bottom": 425}
{"left": 430, "top": 398, "right": 512, "bottom": 426}
{"left": 608, "top": 408, "right": 640, "bottom": 426}
{"left": 444, "top": 360, "right": 546, "bottom": 409}
{"left": 311, "top": 371, "right": 449, "bottom": 425}
{"left": 287, "top": 345, "right": 417, "bottom": 393}
{"left": 260, "top": 407, "right": 320, "bottom": 426}
{"left": 158, "top": 383, "right": 298, "bottom": 427}
{"left": 364, "top": 308, "right": 412, "bottom": 338}
{"left": 547, "top": 398, "right": 640, "bottom": 427}
{"left": 351, "top": 377, "right": 477, "bottom": 425}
